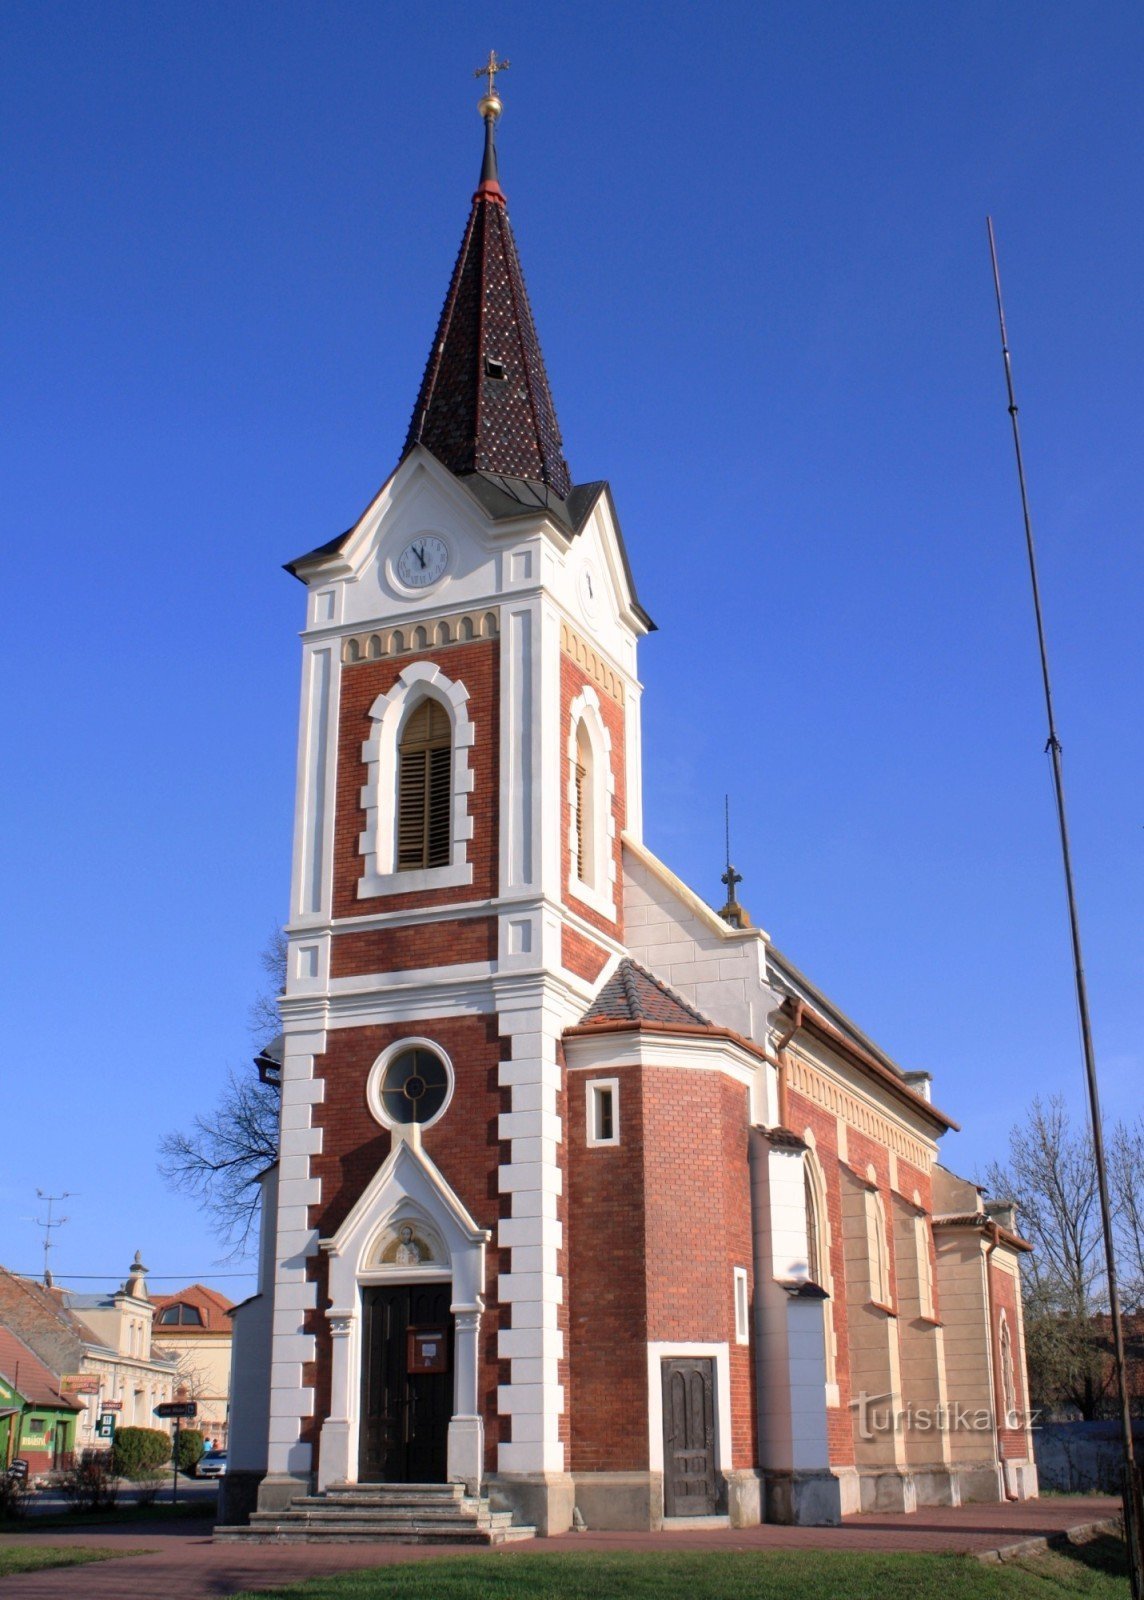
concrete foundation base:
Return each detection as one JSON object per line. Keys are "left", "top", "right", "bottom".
{"left": 858, "top": 1468, "right": 918, "bottom": 1513}
{"left": 951, "top": 1461, "right": 1006, "bottom": 1504}
{"left": 571, "top": 1471, "right": 664, "bottom": 1531}
{"left": 910, "top": 1465, "right": 962, "bottom": 1507}
{"left": 486, "top": 1471, "right": 575, "bottom": 1535}
{"left": 1004, "top": 1460, "right": 1039, "bottom": 1500}
{"left": 835, "top": 1467, "right": 862, "bottom": 1516}
{"left": 255, "top": 1471, "right": 313, "bottom": 1514}
{"left": 764, "top": 1468, "right": 843, "bottom": 1526}
{"left": 725, "top": 1468, "right": 765, "bottom": 1528}
{"left": 218, "top": 1468, "right": 265, "bottom": 1526}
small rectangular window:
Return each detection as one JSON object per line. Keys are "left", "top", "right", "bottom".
{"left": 586, "top": 1077, "right": 620, "bottom": 1147}
{"left": 483, "top": 355, "right": 506, "bottom": 380}
{"left": 734, "top": 1267, "right": 750, "bottom": 1344}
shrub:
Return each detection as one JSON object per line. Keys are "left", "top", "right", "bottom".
{"left": 176, "top": 1428, "right": 204, "bottom": 1473}
{"left": 134, "top": 1466, "right": 167, "bottom": 1506}
{"left": 59, "top": 1453, "right": 118, "bottom": 1511}
{"left": 110, "top": 1426, "right": 170, "bottom": 1479}
{"left": 0, "top": 1471, "right": 30, "bottom": 1520}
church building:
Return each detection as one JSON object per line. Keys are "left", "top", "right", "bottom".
{"left": 221, "top": 77, "right": 1039, "bottom": 1538}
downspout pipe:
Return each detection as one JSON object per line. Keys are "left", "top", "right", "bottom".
{"left": 985, "top": 1221, "right": 1018, "bottom": 1501}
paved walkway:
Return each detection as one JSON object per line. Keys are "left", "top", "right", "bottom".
{"left": 0, "top": 1496, "right": 1121, "bottom": 1599}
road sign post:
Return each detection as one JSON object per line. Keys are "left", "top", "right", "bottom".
{"left": 153, "top": 1400, "right": 197, "bottom": 1507}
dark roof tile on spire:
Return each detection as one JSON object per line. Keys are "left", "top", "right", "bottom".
{"left": 402, "top": 116, "right": 572, "bottom": 498}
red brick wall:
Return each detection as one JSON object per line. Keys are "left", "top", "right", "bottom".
{"left": 643, "top": 1067, "right": 757, "bottom": 1470}
{"left": 302, "top": 1012, "right": 510, "bottom": 1475}
{"left": 331, "top": 917, "right": 498, "bottom": 977}
{"left": 786, "top": 1087, "right": 855, "bottom": 1466}
{"left": 560, "top": 654, "right": 625, "bottom": 940}
{"left": 561, "top": 926, "right": 610, "bottom": 984}
{"left": 567, "top": 1063, "right": 649, "bottom": 1471}
{"left": 334, "top": 641, "right": 499, "bottom": 917}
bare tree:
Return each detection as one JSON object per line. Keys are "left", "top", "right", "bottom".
{"left": 158, "top": 929, "right": 285, "bottom": 1255}
{"left": 1111, "top": 1118, "right": 1144, "bottom": 1313}
{"left": 986, "top": 1095, "right": 1105, "bottom": 1316}
{"left": 986, "top": 1095, "right": 1144, "bottom": 1417}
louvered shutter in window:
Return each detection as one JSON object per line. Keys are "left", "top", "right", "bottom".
{"left": 396, "top": 699, "right": 452, "bottom": 871}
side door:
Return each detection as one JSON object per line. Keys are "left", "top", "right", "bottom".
{"left": 661, "top": 1357, "right": 718, "bottom": 1516}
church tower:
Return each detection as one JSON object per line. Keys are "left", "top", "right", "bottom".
{"left": 260, "top": 77, "right": 652, "bottom": 1532}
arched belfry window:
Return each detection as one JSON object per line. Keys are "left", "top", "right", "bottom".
{"left": 574, "top": 719, "right": 596, "bottom": 887}
{"left": 397, "top": 699, "right": 451, "bottom": 871}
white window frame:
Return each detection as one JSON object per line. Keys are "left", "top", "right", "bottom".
{"left": 357, "top": 661, "right": 476, "bottom": 897}
{"left": 733, "top": 1267, "right": 750, "bottom": 1345}
{"left": 585, "top": 1076, "right": 620, "bottom": 1147}
{"left": 366, "top": 1036, "right": 456, "bottom": 1138}
{"left": 566, "top": 685, "right": 617, "bottom": 919}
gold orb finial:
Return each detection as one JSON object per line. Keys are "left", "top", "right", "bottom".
{"left": 474, "top": 49, "right": 509, "bottom": 118}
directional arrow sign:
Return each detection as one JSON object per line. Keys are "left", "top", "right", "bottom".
{"left": 153, "top": 1400, "right": 197, "bottom": 1420}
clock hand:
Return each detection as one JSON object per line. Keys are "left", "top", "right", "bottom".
{"left": 415, "top": 544, "right": 426, "bottom": 568}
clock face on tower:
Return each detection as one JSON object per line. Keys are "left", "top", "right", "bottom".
{"left": 394, "top": 536, "right": 449, "bottom": 590}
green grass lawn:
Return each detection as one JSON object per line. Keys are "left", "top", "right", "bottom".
{"left": 0, "top": 1543, "right": 146, "bottom": 1577}
{"left": 229, "top": 1539, "right": 1130, "bottom": 1600}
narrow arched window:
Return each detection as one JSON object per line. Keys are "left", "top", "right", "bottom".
{"left": 397, "top": 698, "right": 451, "bottom": 870}
{"left": 999, "top": 1313, "right": 1017, "bottom": 1423}
{"left": 574, "top": 719, "right": 596, "bottom": 887}
{"left": 915, "top": 1214, "right": 935, "bottom": 1318}
{"left": 805, "top": 1166, "right": 822, "bottom": 1284}
{"left": 867, "top": 1188, "right": 891, "bottom": 1307}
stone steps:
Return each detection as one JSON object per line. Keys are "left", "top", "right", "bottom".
{"left": 214, "top": 1481, "right": 536, "bottom": 1545}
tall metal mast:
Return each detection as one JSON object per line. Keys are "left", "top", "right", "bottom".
{"left": 986, "top": 216, "right": 1142, "bottom": 1599}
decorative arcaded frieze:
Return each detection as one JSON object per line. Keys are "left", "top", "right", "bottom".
{"left": 560, "top": 622, "right": 625, "bottom": 705}
{"left": 787, "top": 1053, "right": 932, "bottom": 1172}
{"left": 343, "top": 608, "right": 500, "bottom": 666}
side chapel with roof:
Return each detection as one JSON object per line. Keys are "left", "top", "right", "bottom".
{"left": 223, "top": 74, "right": 1039, "bottom": 1536}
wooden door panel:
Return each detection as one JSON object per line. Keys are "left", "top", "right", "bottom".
{"left": 360, "top": 1284, "right": 453, "bottom": 1484}
{"left": 661, "top": 1357, "right": 717, "bottom": 1516}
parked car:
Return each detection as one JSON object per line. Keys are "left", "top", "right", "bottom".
{"left": 195, "top": 1450, "right": 227, "bottom": 1479}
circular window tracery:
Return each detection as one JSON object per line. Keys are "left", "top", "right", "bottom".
{"left": 367, "top": 1039, "right": 454, "bottom": 1131}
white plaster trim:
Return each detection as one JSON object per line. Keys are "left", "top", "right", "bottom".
{"left": 566, "top": 684, "right": 617, "bottom": 920}
{"left": 733, "top": 1268, "right": 750, "bottom": 1345}
{"left": 564, "top": 1028, "right": 759, "bottom": 1086}
{"left": 585, "top": 1077, "right": 621, "bottom": 1147}
{"left": 357, "top": 661, "right": 475, "bottom": 898}
{"left": 315, "top": 1137, "right": 490, "bottom": 1493}
{"left": 647, "top": 1342, "right": 733, "bottom": 1474}
{"left": 623, "top": 833, "right": 770, "bottom": 943}
{"left": 365, "top": 1036, "right": 455, "bottom": 1135}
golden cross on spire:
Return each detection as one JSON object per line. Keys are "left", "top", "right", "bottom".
{"left": 474, "top": 49, "right": 510, "bottom": 99}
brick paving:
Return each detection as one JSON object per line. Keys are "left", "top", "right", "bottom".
{"left": 0, "top": 1496, "right": 1121, "bottom": 1599}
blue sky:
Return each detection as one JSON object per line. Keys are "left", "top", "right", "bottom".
{"left": 2, "top": 2, "right": 1140, "bottom": 1301}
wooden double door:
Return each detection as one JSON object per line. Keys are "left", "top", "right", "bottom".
{"left": 359, "top": 1283, "right": 454, "bottom": 1483}
{"left": 661, "top": 1357, "right": 718, "bottom": 1517}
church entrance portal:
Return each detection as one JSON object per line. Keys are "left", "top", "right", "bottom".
{"left": 661, "top": 1357, "right": 718, "bottom": 1516}
{"left": 359, "top": 1283, "right": 454, "bottom": 1483}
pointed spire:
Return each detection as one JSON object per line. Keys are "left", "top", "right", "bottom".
{"left": 401, "top": 62, "right": 572, "bottom": 500}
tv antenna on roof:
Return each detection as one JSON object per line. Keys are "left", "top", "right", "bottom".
{"left": 33, "top": 1190, "right": 74, "bottom": 1288}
